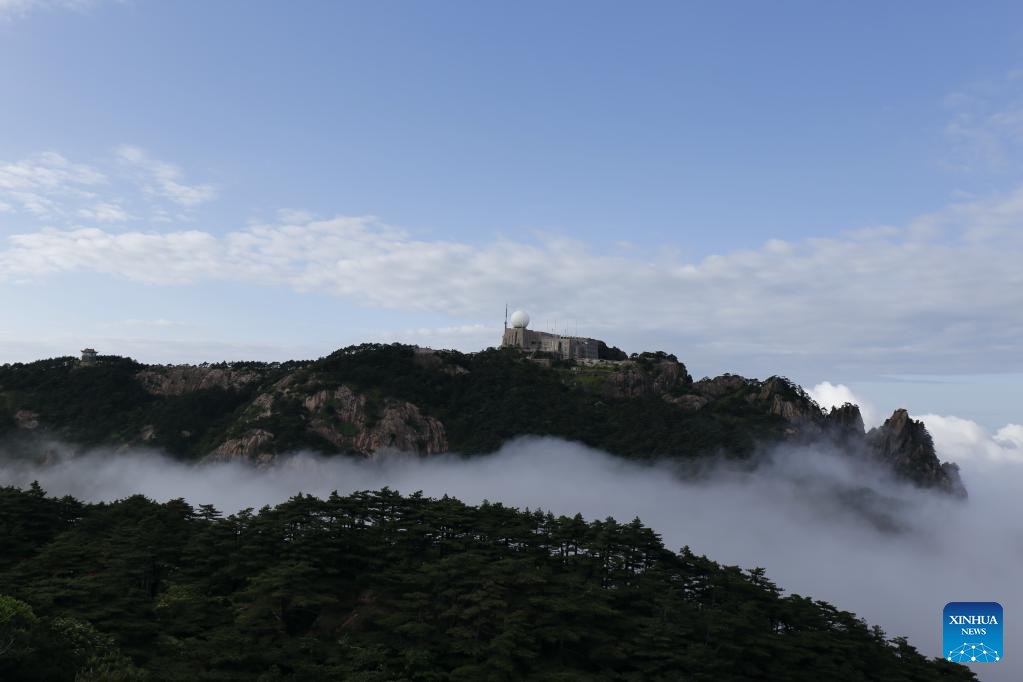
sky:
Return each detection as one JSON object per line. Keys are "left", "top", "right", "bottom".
{"left": 1, "top": 0, "right": 1022, "bottom": 432}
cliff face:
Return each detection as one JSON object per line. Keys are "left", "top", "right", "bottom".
{"left": 602, "top": 359, "right": 692, "bottom": 399}
{"left": 208, "top": 428, "right": 276, "bottom": 464}
{"left": 611, "top": 368, "right": 964, "bottom": 495}
{"left": 204, "top": 375, "right": 448, "bottom": 464}
{"left": 753, "top": 377, "right": 824, "bottom": 425}
{"left": 827, "top": 403, "right": 866, "bottom": 439}
{"left": 135, "top": 366, "right": 262, "bottom": 396}
{"left": 866, "top": 409, "right": 967, "bottom": 497}
{"left": 300, "top": 385, "right": 448, "bottom": 457}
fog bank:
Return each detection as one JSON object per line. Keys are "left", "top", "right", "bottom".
{"left": 1, "top": 439, "right": 1018, "bottom": 681}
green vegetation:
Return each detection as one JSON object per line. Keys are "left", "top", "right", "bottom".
{"left": 0, "top": 484, "right": 973, "bottom": 681}
{"left": 0, "top": 345, "right": 802, "bottom": 462}
{"left": 0, "top": 357, "right": 297, "bottom": 458}
{"left": 287, "top": 344, "right": 787, "bottom": 458}
{"left": 0, "top": 356, "right": 155, "bottom": 446}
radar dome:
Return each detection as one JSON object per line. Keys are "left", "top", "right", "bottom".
{"left": 510, "top": 310, "right": 530, "bottom": 328}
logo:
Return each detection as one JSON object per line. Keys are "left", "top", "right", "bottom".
{"left": 944, "top": 602, "right": 1003, "bottom": 663}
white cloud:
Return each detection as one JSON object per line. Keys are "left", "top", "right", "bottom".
{"left": 994, "top": 423, "right": 1023, "bottom": 449}
{"left": 942, "top": 71, "right": 1023, "bottom": 172}
{"left": 2, "top": 182, "right": 1023, "bottom": 374}
{"left": 1, "top": 147, "right": 1022, "bottom": 375}
{"left": 115, "top": 145, "right": 216, "bottom": 208}
{"left": 78, "top": 201, "right": 131, "bottom": 222}
{"left": 0, "top": 148, "right": 215, "bottom": 228}
{"left": 919, "top": 414, "right": 1023, "bottom": 465}
{"left": 276, "top": 208, "right": 314, "bottom": 224}
{"left": 0, "top": 152, "right": 107, "bottom": 219}
{"left": 808, "top": 381, "right": 879, "bottom": 427}
{"left": 0, "top": 226, "right": 221, "bottom": 283}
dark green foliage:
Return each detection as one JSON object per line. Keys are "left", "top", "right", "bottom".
{"left": 1, "top": 345, "right": 806, "bottom": 462}
{"left": 0, "top": 357, "right": 291, "bottom": 458}
{"left": 0, "top": 356, "right": 153, "bottom": 444}
{"left": 0, "top": 345, "right": 812, "bottom": 468}
{"left": 309, "top": 345, "right": 788, "bottom": 458}
{"left": 0, "top": 485, "right": 975, "bottom": 682}
{"left": 630, "top": 350, "right": 679, "bottom": 363}
{"left": 597, "top": 341, "right": 628, "bottom": 361}
{"left": 141, "top": 388, "right": 256, "bottom": 455}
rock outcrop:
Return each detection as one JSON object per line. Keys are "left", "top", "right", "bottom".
{"left": 827, "top": 403, "right": 865, "bottom": 435}
{"left": 663, "top": 394, "right": 709, "bottom": 411}
{"left": 604, "top": 359, "right": 692, "bottom": 399}
{"left": 753, "top": 377, "right": 824, "bottom": 425}
{"left": 826, "top": 403, "right": 865, "bottom": 445}
{"left": 866, "top": 409, "right": 967, "bottom": 497}
{"left": 303, "top": 385, "right": 448, "bottom": 456}
{"left": 692, "top": 374, "right": 750, "bottom": 399}
{"left": 13, "top": 410, "right": 40, "bottom": 430}
{"left": 135, "top": 366, "right": 262, "bottom": 396}
{"left": 208, "top": 429, "right": 276, "bottom": 465}
{"left": 206, "top": 377, "right": 448, "bottom": 464}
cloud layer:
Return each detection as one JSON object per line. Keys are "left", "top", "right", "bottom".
{"left": 2, "top": 147, "right": 1022, "bottom": 377}
{"left": 115, "top": 145, "right": 217, "bottom": 209}
{"left": 1, "top": 438, "right": 1018, "bottom": 681}
{"left": 3, "top": 186, "right": 1023, "bottom": 374}
{"left": 0, "top": 152, "right": 107, "bottom": 219}
{"left": 921, "top": 414, "right": 1023, "bottom": 465}
{"left": 0, "top": 148, "right": 213, "bottom": 229}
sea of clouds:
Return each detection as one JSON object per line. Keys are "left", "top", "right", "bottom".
{"left": 1, "top": 423, "right": 1021, "bottom": 681}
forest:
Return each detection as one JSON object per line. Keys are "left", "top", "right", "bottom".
{"left": 0, "top": 483, "right": 974, "bottom": 681}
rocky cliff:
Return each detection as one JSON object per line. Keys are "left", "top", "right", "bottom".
{"left": 203, "top": 379, "right": 448, "bottom": 465}
{"left": 135, "top": 365, "right": 262, "bottom": 396}
{"left": 866, "top": 409, "right": 966, "bottom": 497}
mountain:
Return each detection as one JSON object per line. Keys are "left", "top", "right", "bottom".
{"left": 0, "top": 485, "right": 977, "bottom": 681}
{"left": 0, "top": 344, "right": 964, "bottom": 495}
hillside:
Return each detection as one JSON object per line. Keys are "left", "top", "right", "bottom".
{"left": 0, "top": 485, "right": 976, "bottom": 681}
{"left": 0, "top": 344, "right": 964, "bottom": 494}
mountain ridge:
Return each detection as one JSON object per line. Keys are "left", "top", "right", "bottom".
{"left": 0, "top": 343, "right": 965, "bottom": 496}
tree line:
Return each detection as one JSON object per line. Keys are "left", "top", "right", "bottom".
{"left": 0, "top": 484, "right": 974, "bottom": 681}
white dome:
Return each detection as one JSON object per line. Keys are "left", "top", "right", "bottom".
{"left": 509, "top": 310, "right": 530, "bottom": 328}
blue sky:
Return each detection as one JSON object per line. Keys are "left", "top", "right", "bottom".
{"left": 4, "top": 1, "right": 1022, "bottom": 246}
{"left": 1, "top": 1, "right": 1022, "bottom": 442}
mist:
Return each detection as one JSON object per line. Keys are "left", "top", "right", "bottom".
{"left": 1, "top": 439, "right": 1019, "bottom": 681}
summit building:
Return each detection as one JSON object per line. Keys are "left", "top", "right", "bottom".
{"left": 500, "top": 309, "right": 602, "bottom": 361}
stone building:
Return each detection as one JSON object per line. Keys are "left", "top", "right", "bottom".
{"left": 81, "top": 348, "right": 98, "bottom": 366}
{"left": 500, "top": 310, "right": 601, "bottom": 361}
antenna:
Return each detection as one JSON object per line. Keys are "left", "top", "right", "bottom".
{"left": 504, "top": 303, "right": 508, "bottom": 330}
